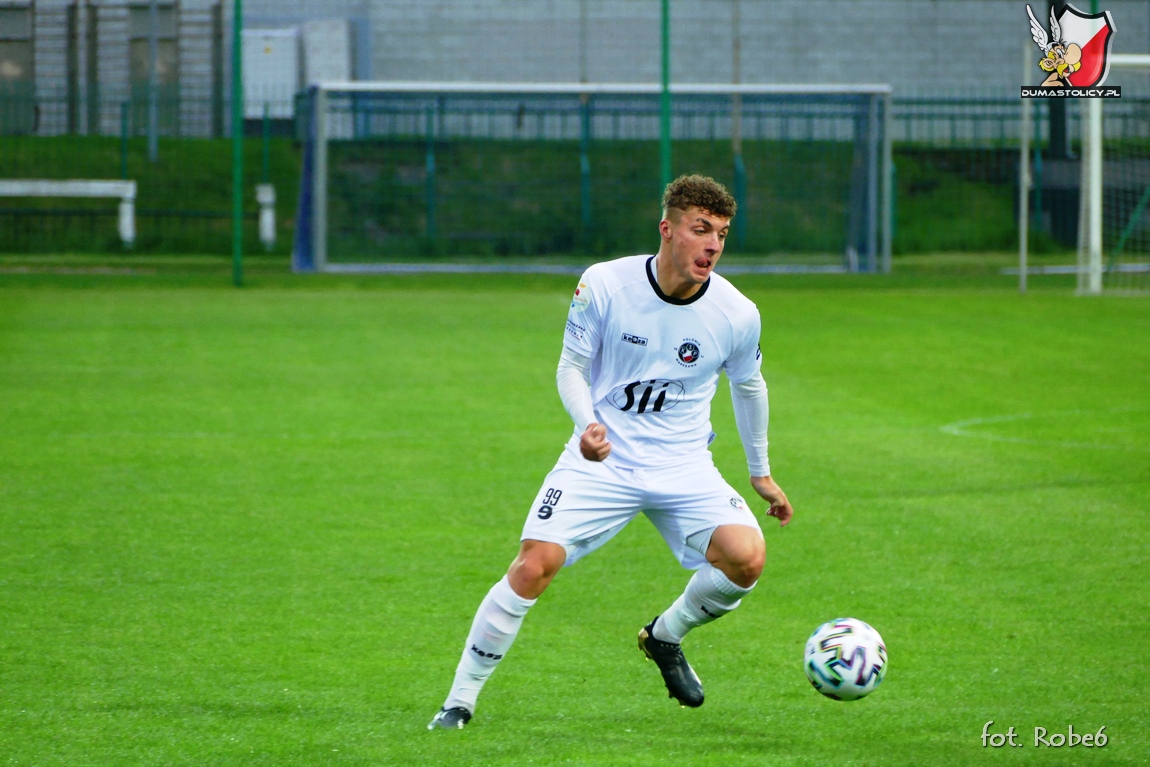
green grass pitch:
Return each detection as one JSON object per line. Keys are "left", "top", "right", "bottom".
{"left": 1, "top": 268, "right": 1147, "bottom": 765}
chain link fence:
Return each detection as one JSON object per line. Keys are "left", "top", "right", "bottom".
{"left": 2, "top": 86, "right": 1147, "bottom": 257}
{"left": 0, "top": 88, "right": 295, "bottom": 254}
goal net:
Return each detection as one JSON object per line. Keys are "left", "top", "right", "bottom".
{"left": 1078, "top": 55, "right": 1150, "bottom": 294}
{"left": 292, "top": 82, "right": 892, "bottom": 273}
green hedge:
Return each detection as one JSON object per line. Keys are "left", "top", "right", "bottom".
{"left": 0, "top": 134, "right": 1050, "bottom": 256}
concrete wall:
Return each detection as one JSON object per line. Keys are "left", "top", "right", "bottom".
{"left": 31, "top": 1, "right": 69, "bottom": 134}
{"left": 21, "top": 0, "right": 222, "bottom": 135}
{"left": 92, "top": 3, "right": 128, "bottom": 132}
{"left": 15, "top": 0, "right": 1150, "bottom": 136}
{"left": 322, "top": 0, "right": 1148, "bottom": 95}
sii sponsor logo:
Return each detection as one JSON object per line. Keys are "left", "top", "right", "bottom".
{"left": 606, "top": 379, "right": 685, "bottom": 414}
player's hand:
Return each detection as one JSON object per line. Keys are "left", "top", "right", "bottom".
{"left": 750, "top": 475, "right": 793, "bottom": 527}
{"left": 579, "top": 423, "right": 611, "bottom": 462}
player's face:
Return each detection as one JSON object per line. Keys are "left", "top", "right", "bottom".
{"left": 662, "top": 207, "right": 730, "bottom": 285}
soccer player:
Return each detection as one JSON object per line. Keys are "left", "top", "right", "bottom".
{"left": 429, "top": 174, "right": 793, "bottom": 730}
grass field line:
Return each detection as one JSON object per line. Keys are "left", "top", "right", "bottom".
{"left": 940, "top": 406, "right": 1150, "bottom": 451}
{"left": 0, "top": 266, "right": 155, "bottom": 275}
{"left": 1001, "top": 263, "right": 1150, "bottom": 275}
{"left": 321, "top": 262, "right": 849, "bottom": 275}
{"left": 22, "top": 430, "right": 423, "bottom": 441}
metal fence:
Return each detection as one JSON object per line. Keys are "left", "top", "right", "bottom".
{"left": 0, "top": 91, "right": 295, "bottom": 254}
{"left": 2, "top": 89, "right": 1146, "bottom": 256}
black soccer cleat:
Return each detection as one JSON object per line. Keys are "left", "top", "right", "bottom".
{"left": 427, "top": 706, "right": 472, "bottom": 730}
{"left": 638, "top": 618, "right": 704, "bottom": 708}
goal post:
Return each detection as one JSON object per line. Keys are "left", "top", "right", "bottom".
{"left": 292, "top": 81, "right": 893, "bottom": 273}
{"left": 1077, "top": 54, "right": 1150, "bottom": 295}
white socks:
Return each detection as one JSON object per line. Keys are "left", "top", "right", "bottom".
{"left": 443, "top": 575, "right": 536, "bottom": 713}
{"left": 653, "top": 564, "right": 754, "bottom": 644}
{"left": 441, "top": 567, "right": 749, "bottom": 712}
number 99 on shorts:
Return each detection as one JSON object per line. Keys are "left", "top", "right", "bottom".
{"left": 537, "top": 488, "right": 563, "bottom": 519}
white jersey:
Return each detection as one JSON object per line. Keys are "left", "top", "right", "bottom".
{"left": 562, "top": 254, "right": 762, "bottom": 469}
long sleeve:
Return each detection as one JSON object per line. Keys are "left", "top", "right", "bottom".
{"left": 729, "top": 369, "right": 770, "bottom": 477}
{"left": 556, "top": 347, "right": 596, "bottom": 433}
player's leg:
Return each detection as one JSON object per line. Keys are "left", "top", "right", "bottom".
{"left": 638, "top": 471, "right": 765, "bottom": 706}
{"left": 430, "top": 539, "right": 566, "bottom": 729}
{"left": 431, "top": 448, "right": 640, "bottom": 728}
{"left": 704, "top": 524, "right": 766, "bottom": 586}
{"left": 653, "top": 524, "right": 763, "bottom": 644}
{"left": 637, "top": 527, "right": 760, "bottom": 708}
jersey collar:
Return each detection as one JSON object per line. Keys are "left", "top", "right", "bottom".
{"left": 646, "top": 255, "right": 711, "bottom": 305}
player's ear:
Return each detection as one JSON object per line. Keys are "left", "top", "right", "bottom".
{"left": 659, "top": 217, "right": 672, "bottom": 240}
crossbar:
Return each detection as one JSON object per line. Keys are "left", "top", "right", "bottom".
{"left": 1111, "top": 54, "right": 1150, "bottom": 68}
{"left": 313, "top": 81, "right": 894, "bottom": 97}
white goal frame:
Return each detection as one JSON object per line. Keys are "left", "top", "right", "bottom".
{"left": 1019, "top": 54, "right": 1150, "bottom": 294}
{"left": 295, "top": 81, "right": 893, "bottom": 274}
{"left": 1078, "top": 54, "right": 1150, "bottom": 294}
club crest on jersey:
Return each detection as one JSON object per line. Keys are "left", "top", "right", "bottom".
{"left": 676, "top": 339, "right": 702, "bottom": 367}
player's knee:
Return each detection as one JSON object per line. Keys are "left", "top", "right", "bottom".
{"left": 507, "top": 541, "right": 566, "bottom": 599}
{"left": 737, "top": 548, "right": 765, "bottom": 586}
{"left": 708, "top": 526, "right": 765, "bottom": 587}
{"left": 723, "top": 545, "right": 763, "bottom": 588}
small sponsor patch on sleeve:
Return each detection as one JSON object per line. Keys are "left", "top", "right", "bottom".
{"left": 565, "top": 319, "right": 586, "bottom": 340}
{"left": 570, "top": 282, "right": 590, "bottom": 312}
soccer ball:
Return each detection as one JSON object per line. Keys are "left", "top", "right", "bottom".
{"left": 803, "top": 617, "right": 887, "bottom": 701}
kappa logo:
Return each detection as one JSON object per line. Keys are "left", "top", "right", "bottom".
{"left": 1023, "top": 3, "right": 1118, "bottom": 97}
{"left": 676, "top": 339, "right": 701, "bottom": 366}
{"left": 621, "top": 332, "right": 648, "bottom": 346}
{"left": 470, "top": 644, "right": 504, "bottom": 660}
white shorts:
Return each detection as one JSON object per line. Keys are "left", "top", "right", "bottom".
{"left": 520, "top": 443, "right": 762, "bottom": 570}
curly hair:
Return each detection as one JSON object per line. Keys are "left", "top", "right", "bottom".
{"left": 661, "top": 174, "right": 737, "bottom": 219}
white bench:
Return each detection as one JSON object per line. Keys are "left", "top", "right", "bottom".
{"left": 0, "top": 179, "right": 137, "bottom": 248}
